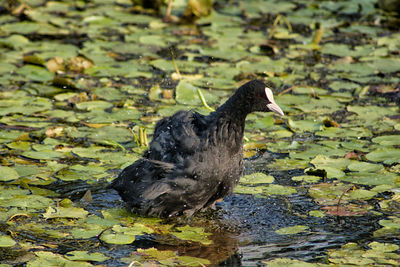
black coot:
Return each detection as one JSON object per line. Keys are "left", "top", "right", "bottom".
{"left": 110, "top": 80, "right": 284, "bottom": 217}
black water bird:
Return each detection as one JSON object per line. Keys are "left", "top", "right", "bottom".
{"left": 110, "top": 80, "right": 284, "bottom": 217}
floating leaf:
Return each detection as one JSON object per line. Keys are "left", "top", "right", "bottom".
{"left": 0, "top": 235, "right": 16, "bottom": 247}
{"left": 65, "top": 251, "right": 109, "bottom": 262}
{"left": 240, "top": 173, "right": 274, "bottom": 184}
{"left": 263, "top": 184, "right": 297, "bottom": 195}
{"left": 171, "top": 225, "right": 212, "bottom": 245}
{"left": 366, "top": 149, "right": 400, "bottom": 164}
{"left": 43, "top": 206, "right": 89, "bottom": 219}
{"left": 16, "top": 65, "right": 53, "bottom": 82}
{"left": 27, "top": 251, "right": 92, "bottom": 267}
{"left": 175, "top": 81, "right": 218, "bottom": 106}
{"left": 0, "top": 166, "right": 20, "bottom": 181}
{"left": 275, "top": 225, "right": 308, "bottom": 235}
{"left": 372, "top": 135, "right": 400, "bottom": 146}
{"left": 347, "top": 161, "right": 384, "bottom": 173}
{"left": 100, "top": 232, "right": 135, "bottom": 245}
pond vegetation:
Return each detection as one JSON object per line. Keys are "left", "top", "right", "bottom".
{"left": 0, "top": 0, "right": 399, "bottom": 266}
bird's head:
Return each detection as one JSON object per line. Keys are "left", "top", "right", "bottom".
{"left": 241, "top": 80, "right": 284, "bottom": 116}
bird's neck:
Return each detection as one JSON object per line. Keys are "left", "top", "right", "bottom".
{"left": 215, "top": 90, "right": 253, "bottom": 123}
{"left": 209, "top": 92, "right": 252, "bottom": 150}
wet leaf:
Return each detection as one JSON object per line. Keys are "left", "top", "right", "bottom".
{"left": 340, "top": 172, "right": 398, "bottom": 186}
{"left": 263, "top": 184, "right": 297, "bottom": 195}
{"left": 275, "top": 225, "right": 308, "bottom": 235}
{"left": 347, "top": 161, "right": 384, "bottom": 173}
{"left": 65, "top": 251, "right": 109, "bottom": 262}
{"left": 366, "top": 149, "right": 400, "bottom": 164}
{"left": 240, "top": 173, "right": 274, "bottom": 184}
{"left": 16, "top": 65, "right": 53, "bottom": 82}
{"left": 372, "top": 135, "right": 400, "bottom": 146}
{"left": 0, "top": 166, "right": 20, "bottom": 181}
{"left": 27, "top": 251, "right": 92, "bottom": 267}
{"left": 292, "top": 175, "right": 321, "bottom": 183}
{"left": 234, "top": 184, "right": 263, "bottom": 195}
{"left": 175, "top": 80, "right": 218, "bottom": 106}
{"left": 0, "top": 235, "right": 16, "bottom": 247}
{"left": 100, "top": 232, "right": 135, "bottom": 245}
{"left": 43, "top": 206, "right": 89, "bottom": 219}
{"left": 171, "top": 225, "right": 212, "bottom": 245}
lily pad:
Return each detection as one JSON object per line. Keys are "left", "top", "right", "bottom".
{"left": 366, "top": 149, "right": 400, "bottom": 164}
{"left": 275, "top": 225, "right": 308, "bottom": 235}
{"left": 171, "top": 225, "right": 212, "bottom": 245}
{"left": 65, "top": 251, "right": 109, "bottom": 262}
{"left": 372, "top": 135, "right": 400, "bottom": 146}
{"left": 43, "top": 206, "right": 89, "bottom": 219}
{"left": 0, "top": 235, "right": 16, "bottom": 247}
{"left": 240, "top": 173, "right": 274, "bottom": 184}
{"left": 0, "top": 166, "right": 20, "bottom": 181}
{"left": 175, "top": 81, "right": 219, "bottom": 106}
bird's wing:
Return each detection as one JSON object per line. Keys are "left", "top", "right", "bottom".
{"left": 147, "top": 110, "right": 210, "bottom": 162}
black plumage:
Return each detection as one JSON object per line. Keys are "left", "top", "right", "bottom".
{"left": 110, "top": 80, "right": 284, "bottom": 217}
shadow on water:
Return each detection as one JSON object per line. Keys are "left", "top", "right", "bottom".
{"left": 46, "top": 154, "right": 388, "bottom": 266}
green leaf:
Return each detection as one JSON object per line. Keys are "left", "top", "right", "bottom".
{"left": 43, "top": 206, "right": 89, "bottom": 219}
{"left": 175, "top": 81, "right": 218, "bottom": 106}
{"left": 366, "top": 149, "right": 400, "bottom": 164}
{"left": 240, "top": 173, "right": 274, "bottom": 184}
{"left": 372, "top": 135, "right": 400, "bottom": 146}
{"left": 347, "top": 161, "right": 384, "bottom": 173}
{"left": 292, "top": 175, "right": 321, "bottom": 183}
{"left": 275, "top": 225, "right": 308, "bottom": 235}
{"left": 100, "top": 232, "right": 135, "bottom": 245}
{"left": 16, "top": 65, "right": 53, "bottom": 82}
{"left": 27, "top": 251, "right": 92, "bottom": 267}
{"left": 171, "top": 225, "right": 212, "bottom": 245}
{"left": 263, "top": 184, "right": 297, "bottom": 195}
{"left": 234, "top": 184, "right": 263, "bottom": 195}
{"left": 0, "top": 235, "right": 16, "bottom": 247}
{"left": 0, "top": 166, "right": 20, "bottom": 181}
{"left": 65, "top": 251, "right": 109, "bottom": 262}
{"left": 340, "top": 172, "right": 398, "bottom": 186}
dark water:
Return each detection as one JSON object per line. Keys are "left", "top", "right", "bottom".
{"left": 48, "top": 155, "right": 390, "bottom": 266}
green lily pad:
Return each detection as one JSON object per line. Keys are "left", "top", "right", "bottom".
{"left": 100, "top": 232, "right": 135, "bottom": 245}
{"left": 0, "top": 235, "right": 16, "bottom": 247}
{"left": 175, "top": 81, "right": 219, "bottom": 106}
{"left": 70, "top": 224, "right": 104, "bottom": 239}
{"left": 275, "top": 225, "right": 308, "bottom": 235}
{"left": 372, "top": 135, "right": 400, "bottom": 146}
{"left": 16, "top": 65, "right": 53, "bottom": 82}
{"left": 171, "top": 225, "right": 212, "bottom": 245}
{"left": 366, "top": 149, "right": 400, "bottom": 164}
{"left": 0, "top": 166, "right": 20, "bottom": 181}
{"left": 234, "top": 184, "right": 263, "bottom": 195}
{"left": 1, "top": 194, "right": 53, "bottom": 209}
{"left": 263, "top": 184, "right": 297, "bottom": 195}
{"left": 292, "top": 175, "right": 321, "bottom": 183}
{"left": 43, "top": 206, "right": 89, "bottom": 219}
{"left": 112, "top": 223, "right": 154, "bottom": 235}
{"left": 347, "top": 161, "right": 384, "bottom": 173}
{"left": 240, "top": 173, "right": 274, "bottom": 184}
{"left": 340, "top": 172, "right": 398, "bottom": 186}
{"left": 21, "top": 150, "right": 65, "bottom": 160}
{"left": 27, "top": 251, "right": 92, "bottom": 267}
{"left": 348, "top": 189, "right": 377, "bottom": 200}
{"left": 65, "top": 251, "right": 109, "bottom": 262}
